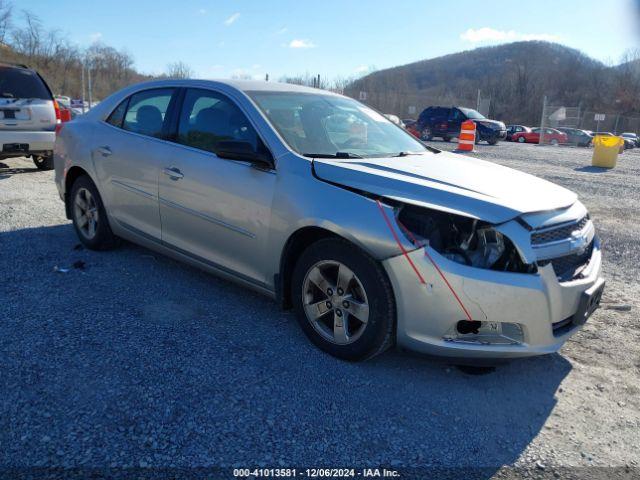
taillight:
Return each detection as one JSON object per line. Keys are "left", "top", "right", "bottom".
{"left": 53, "top": 100, "right": 61, "bottom": 122}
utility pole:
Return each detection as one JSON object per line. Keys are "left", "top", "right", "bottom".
{"left": 265, "top": 73, "right": 269, "bottom": 82}
{"left": 476, "top": 89, "right": 481, "bottom": 112}
{"left": 87, "top": 64, "right": 93, "bottom": 110}
{"left": 540, "top": 96, "right": 548, "bottom": 145}
{"left": 81, "top": 63, "right": 86, "bottom": 114}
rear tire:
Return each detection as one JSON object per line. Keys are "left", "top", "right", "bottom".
{"left": 292, "top": 238, "right": 395, "bottom": 361}
{"left": 487, "top": 138, "right": 498, "bottom": 145}
{"left": 33, "top": 154, "right": 54, "bottom": 170}
{"left": 442, "top": 136, "right": 452, "bottom": 142}
{"left": 551, "top": 138, "right": 559, "bottom": 146}
{"left": 69, "top": 175, "right": 118, "bottom": 250}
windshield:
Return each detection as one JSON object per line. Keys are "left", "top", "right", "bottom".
{"left": 458, "top": 107, "right": 485, "bottom": 120}
{"left": 247, "top": 91, "right": 428, "bottom": 158}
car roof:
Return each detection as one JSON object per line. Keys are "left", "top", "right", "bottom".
{"left": 125, "top": 78, "right": 340, "bottom": 96}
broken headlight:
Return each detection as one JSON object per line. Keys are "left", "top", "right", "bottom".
{"left": 397, "top": 204, "right": 535, "bottom": 273}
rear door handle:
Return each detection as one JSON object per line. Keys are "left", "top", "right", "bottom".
{"left": 163, "top": 167, "right": 184, "bottom": 180}
{"left": 97, "top": 145, "right": 112, "bottom": 157}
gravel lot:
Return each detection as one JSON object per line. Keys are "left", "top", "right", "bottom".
{"left": 1, "top": 142, "right": 639, "bottom": 479}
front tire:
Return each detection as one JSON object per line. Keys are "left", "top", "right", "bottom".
{"left": 518, "top": 136, "right": 526, "bottom": 143}
{"left": 69, "top": 175, "right": 118, "bottom": 250}
{"left": 292, "top": 238, "right": 395, "bottom": 361}
{"left": 487, "top": 138, "right": 498, "bottom": 145}
{"left": 421, "top": 127, "right": 433, "bottom": 141}
{"left": 33, "top": 154, "right": 54, "bottom": 170}
{"left": 442, "top": 136, "right": 452, "bottom": 142}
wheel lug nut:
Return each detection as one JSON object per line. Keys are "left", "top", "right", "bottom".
{"left": 337, "top": 288, "right": 344, "bottom": 296}
{"left": 336, "top": 309, "right": 342, "bottom": 317}
{"left": 326, "top": 301, "right": 332, "bottom": 309}
{"left": 327, "top": 288, "right": 333, "bottom": 296}
{"left": 342, "top": 300, "right": 349, "bottom": 308}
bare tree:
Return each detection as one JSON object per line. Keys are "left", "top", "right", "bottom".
{"left": 0, "top": 0, "right": 12, "bottom": 45}
{"left": 166, "top": 61, "right": 193, "bottom": 79}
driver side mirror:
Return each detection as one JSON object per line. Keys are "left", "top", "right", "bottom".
{"left": 215, "top": 141, "right": 273, "bottom": 169}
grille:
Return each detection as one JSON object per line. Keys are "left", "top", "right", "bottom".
{"left": 531, "top": 216, "right": 589, "bottom": 245}
{"left": 541, "top": 241, "right": 594, "bottom": 282}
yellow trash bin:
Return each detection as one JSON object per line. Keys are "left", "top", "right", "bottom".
{"left": 592, "top": 135, "right": 623, "bottom": 168}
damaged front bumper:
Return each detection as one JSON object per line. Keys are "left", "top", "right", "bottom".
{"left": 382, "top": 238, "right": 604, "bottom": 359}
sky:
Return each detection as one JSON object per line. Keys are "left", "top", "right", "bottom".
{"left": 16, "top": 0, "right": 640, "bottom": 80}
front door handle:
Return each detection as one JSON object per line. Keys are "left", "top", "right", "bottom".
{"left": 163, "top": 167, "right": 184, "bottom": 180}
{"left": 97, "top": 145, "right": 112, "bottom": 157}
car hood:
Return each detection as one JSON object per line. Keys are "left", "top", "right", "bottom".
{"left": 312, "top": 151, "right": 577, "bottom": 224}
{"left": 476, "top": 119, "right": 505, "bottom": 129}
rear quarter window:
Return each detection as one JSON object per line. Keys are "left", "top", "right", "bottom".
{"left": 0, "top": 67, "right": 52, "bottom": 100}
{"left": 106, "top": 98, "right": 129, "bottom": 128}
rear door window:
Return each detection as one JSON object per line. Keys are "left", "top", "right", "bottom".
{"left": 0, "top": 67, "right": 51, "bottom": 100}
{"left": 122, "top": 88, "right": 175, "bottom": 138}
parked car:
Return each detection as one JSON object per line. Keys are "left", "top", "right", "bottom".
{"left": 0, "top": 62, "right": 62, "bottom": 169}
{"left": 54, "top": 80, "right": 604, "bottom": 362}
{"left": 622, "top": 138, "right": 635, "bottom": 150}
{"left": 506, "top": 125, "right": 529, "bottom": 141}
{"left": 55, "top": 95, "right": 72, "bottom": 108}
{"left": 403, "top": 119, "right": 421, "bottom": 139}
{"left": 556, "top": 127, "right": 594, "bottom": 147}
{"left": 511, "top": 127, "right": 568, "bottom": 145}
{"left": 417, "top": 106, "right": 507, "bottom": 145}
{"left": 383, "top": 114, "right": 405, "bottom": 128}
{"left": 621, "top": 132, "right": 639, "bottom": 147}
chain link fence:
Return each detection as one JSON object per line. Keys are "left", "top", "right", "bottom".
{"left": 540, "top": 99, "right": 640, "bottom": 145}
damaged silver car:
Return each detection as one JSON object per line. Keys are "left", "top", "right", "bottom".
{"left": 54, "top": 80, "right": 605, "bottom": 361}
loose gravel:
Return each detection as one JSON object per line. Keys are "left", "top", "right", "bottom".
{"left": 0, "top": 143, "right": 639, "bottom": 478}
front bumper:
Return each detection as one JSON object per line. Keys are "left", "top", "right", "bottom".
{"left": 383, "top": 239, "right": 603, "bottom": 359}
{"left": 0, "top": 130, "right": 55, "bottom": 156}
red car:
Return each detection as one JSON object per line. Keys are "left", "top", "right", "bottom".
{"left": 404, "top": 119, "right": 421, "bottom": 139}
{"left": 512, "top": 127, "right": 568, "bottom": 145}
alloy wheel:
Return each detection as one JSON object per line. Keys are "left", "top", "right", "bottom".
{"left": 302, "top": 260, "right": 370, "bottom": 345}
{"left": 73, "top": 187, "right": 99, "bottom": 240}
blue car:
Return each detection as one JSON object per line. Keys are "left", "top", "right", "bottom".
{"left": 417, "top": 106, "right": 507, "bottom": 145}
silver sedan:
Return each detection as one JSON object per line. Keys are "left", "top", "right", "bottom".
{"left": 54, "top": 80, "right": 604, "bottom": 361}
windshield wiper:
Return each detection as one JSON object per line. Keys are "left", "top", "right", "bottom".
{"left": 303, "top": 152, "right": 364, "bottom": 159}
{"left": 390, "top": 151, "right": 423, "bottom": 157}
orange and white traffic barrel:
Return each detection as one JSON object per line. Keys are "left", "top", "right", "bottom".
{"left": 455, "top": 120, "right": 476, "bottom": 153}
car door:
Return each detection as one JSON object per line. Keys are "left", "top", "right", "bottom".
{"left": 529, "top": 128, "right": 541, "bottom": 143}
{"left": 448, "top": 108, "right": 463, "bottom": 136}
{"left": 93, "top": 87, "right": 178, "bottom": 240}
{"left": 158, "top": 87, "right": 276, "bottom": 287}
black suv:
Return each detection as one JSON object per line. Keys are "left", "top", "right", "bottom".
{"left": 417, "top": 106, "right": 507, "bottom": 145}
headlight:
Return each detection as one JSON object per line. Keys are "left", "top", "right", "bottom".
{"left": 397, "top": 204, "right": 535, "bottom": 273}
